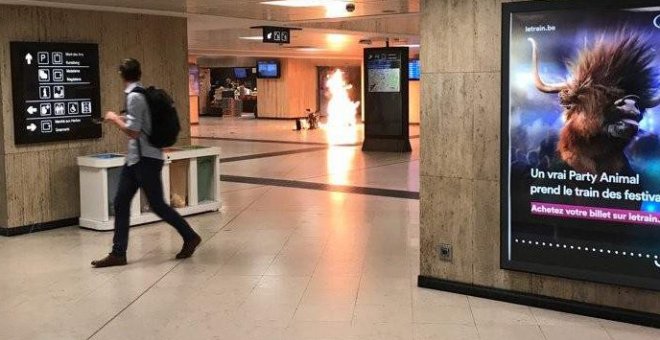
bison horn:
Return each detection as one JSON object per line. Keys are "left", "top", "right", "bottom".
{"left": 528, "top": 38, "right": 567, "bottom": 93}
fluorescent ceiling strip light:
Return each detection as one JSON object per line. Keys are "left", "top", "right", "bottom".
{"left": 261, "top": 0, "right": 346, "bottom": 7}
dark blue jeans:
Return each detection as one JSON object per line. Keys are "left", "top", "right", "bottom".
{"left": 112, "top": 157, "right": 197, "bottom": 255}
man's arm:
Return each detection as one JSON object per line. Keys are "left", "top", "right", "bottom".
{"left": 105, "top": 111, "right": 140, "bottom": 139}
{"left": 106, "top": 93, "right": 145, "bottom": 139}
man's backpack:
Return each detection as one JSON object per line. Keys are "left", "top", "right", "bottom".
{"left": 131, "top": 86, "right": 180, "bottom": 148}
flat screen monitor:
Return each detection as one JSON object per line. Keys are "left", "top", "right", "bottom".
{"left": 256, "top": 60, "right": 280, "bottom": 79}
{"left": 408, "top": 59, "right": 420, "bottom": 80}
{"left": 502, "top": 0, "right": 660, "bottom": 291}
{"left": 234, "top": 68, "right": 247, "bottom": 79}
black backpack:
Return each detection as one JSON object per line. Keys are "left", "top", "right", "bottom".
{"left": 131, "top": 86, "right": 180, "bottom": 148}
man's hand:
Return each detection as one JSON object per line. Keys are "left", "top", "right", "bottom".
{"left": 104, "top": 111, "right": 120, "bottom": 124}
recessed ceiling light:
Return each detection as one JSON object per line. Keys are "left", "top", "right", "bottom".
{"left": 261, "top": 0, "right": 346, "bottom": 7}
{"left": 239, "top": 36, "right": 263, "bottom": 40}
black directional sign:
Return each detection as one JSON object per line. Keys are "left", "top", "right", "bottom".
{"left": 262, "top": 26, "right": 291, "bottom": 44}
{"left": 10, "top": 42, "right": 101, "bottom": 145}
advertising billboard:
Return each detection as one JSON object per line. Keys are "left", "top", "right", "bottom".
{"left": 502, "top": 1, "right": 660, "bottom": 290}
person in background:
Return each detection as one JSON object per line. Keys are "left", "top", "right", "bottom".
{"left": 91, "top": 58, "right": 202, "bottom": 268}
{"left": 223, "top": 77, "right": 234, "bottom": 89}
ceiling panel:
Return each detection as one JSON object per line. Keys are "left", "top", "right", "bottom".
{"left": 188, "top": 26, "right": 419, "bottom": 59}
{"left": 13, "top": 0, "right": 419, "bottom": 21}
{"left": 4, "top": 0, "right": 420, "bottom": 59}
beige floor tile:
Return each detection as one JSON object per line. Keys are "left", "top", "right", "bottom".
{"left": 348, "top": 322, "right": 414, "bottom": 340}
{"left": 413, "top": 323, "right": 479, "bottom": 340}
{"left": 302, "top": 275, "right": 361, "bottom": 305}
{"left": 234, "top": 300, "right": 299, "bottom": 323}
{"left": 476, "top": 324, "right": 546, "bottom": 340}
{"left": 213, "top": 254, "right": 277, "bottom": 276}
{"left": 412, "top": 304, "right": 474, "bottom": 324}
{"left": 602, "top": 320, "right": 660, "bottom": 340}
{"left": 265, "top": 253, "right": 320, "bottom": 277}
{"left": 294, "top": 302, "right": 357, "bottom": 322}
{"left": 530, "top": 307, "right": 602, "bottom": 326}
{"left": 244, "top": 276, "right": 311, "bottom": 305}
{"left": 353, "top": 303, "right": 414, "bottom": 324}
{"left": 356, "top": 277, "right": 413, "bottom": 306}
{"left": 541, "top": 324, "right": 611, "bottom": 340}
{"left": 471, "top": 305, "right": 537, "bottom": 326}
{"left": 285, "top": 321, "right": 354, "bottom": 339}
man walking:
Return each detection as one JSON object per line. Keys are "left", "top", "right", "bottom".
{"left": 92, "top": 58, "right": 201, "bottom": 268}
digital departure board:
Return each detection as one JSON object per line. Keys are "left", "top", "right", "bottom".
{"left": 10, "top": 42, "right": 102, "bottom": 145}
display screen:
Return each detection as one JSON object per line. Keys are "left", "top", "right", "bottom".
{"left": 409, "top": 59, "right": 420, "bottom": 80}
{"left": 256, "top": 61, "right": 280, "bottom": 79}
{"left": 10, "top": 42, "right": 101, "bottom": 145}
{"left": 234, "top": 68, "right": 247, "bottom": 79}
{"left": 189, "top": 64, "right": 199, "bottom": 96}
{"left": 502, "top": 1, "right": 660, "bottom": 291}
{"left": 364, "top": 48, "right": 408, "bottom": 137}
{"left": 367, "top": 52, "right": 401, "bottom": 93}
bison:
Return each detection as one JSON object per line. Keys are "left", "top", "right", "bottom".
{"left": 528, "top": 33, "right": 660, "bottom": 174}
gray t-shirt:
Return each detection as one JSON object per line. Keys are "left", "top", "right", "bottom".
{"left": 124, "top": 82, "right": 164, "bottom": 166}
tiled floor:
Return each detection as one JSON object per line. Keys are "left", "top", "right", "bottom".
{"left": 191, "top": 116, "right": 421, "bottom": 145}
{"left": 0, "top": 120, "right": 658, "bottom": 339}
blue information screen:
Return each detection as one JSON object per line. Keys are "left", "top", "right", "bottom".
{"left": 409, "top": 59, "right": 420, "bottom": 80}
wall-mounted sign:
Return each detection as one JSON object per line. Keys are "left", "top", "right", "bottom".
{"left": 502, "top": 0, "right": 660, "bottom": 291}
{"left": 262, "top": 26, "right": 291, "bottom": 44}
{"left": 10, "top": 42, "right": 101, "bottom": 145}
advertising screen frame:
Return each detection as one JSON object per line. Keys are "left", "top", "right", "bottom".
{"left": 500, "top": 0, "right": 660, "bottom": 291}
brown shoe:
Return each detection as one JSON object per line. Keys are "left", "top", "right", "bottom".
{"left": 91, "top": 253, "right": 127, "bottom": 268}
{"left": 176, "top": 234, "right": 202, "bottom": 259}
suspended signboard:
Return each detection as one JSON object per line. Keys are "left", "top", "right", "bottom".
{"left": 262, "top": 26, "right": 291, "bottom": 44}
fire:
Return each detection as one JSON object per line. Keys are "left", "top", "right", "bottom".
{"left": 325, "top": 69, "right": 360, "bottom": 130}
{"left": 323, "top": 69, "right": 360, "bottom": 185}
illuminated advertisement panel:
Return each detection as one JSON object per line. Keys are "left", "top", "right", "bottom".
{"left": 502, "top": 1, "right": 660, "bottom": 290}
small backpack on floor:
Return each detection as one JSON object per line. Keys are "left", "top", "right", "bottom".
{"left": 131, "top": 86, "right": 180, "bottom": 148}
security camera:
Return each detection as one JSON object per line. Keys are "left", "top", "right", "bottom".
{"left": 346, "top": 3, "right": 356, "bottom": 12}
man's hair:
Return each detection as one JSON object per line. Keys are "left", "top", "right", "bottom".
{"left": 119, "top": 58, "right": 141, "bottom": 82}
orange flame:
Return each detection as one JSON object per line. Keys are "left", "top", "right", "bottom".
{"left": 325, "top": 69, "right": 360, "bottom": 131}
{"left": 324, "top": 69, "right": 360, "bottom": 185}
